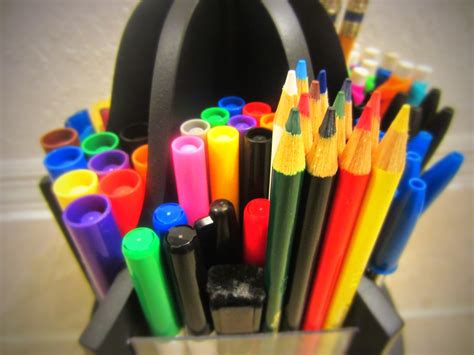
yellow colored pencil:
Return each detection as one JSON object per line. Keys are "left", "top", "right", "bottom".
{"left": 343, "top": 79, "right": 353, "bottom": 140}
{"left": 309, "top": 80, "right": 323, "bottom": 139}
{"left": 367, "top": 90, "right": 381, "bottom": 157}
{"left": 323, "top": 104, "right": 410, "bottom": 329}
{"left": 334, "top": 91, "right": 346, "bottom": 157}
{"left": 298, "top": 93, "right": 313, "bottom": 155}
{"left": 296, "top": 59, "right": 309, "bottom": 100}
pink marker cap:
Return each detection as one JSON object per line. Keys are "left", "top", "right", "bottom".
{"left": 171, "top": 135, "right": 210, "bottom": 225}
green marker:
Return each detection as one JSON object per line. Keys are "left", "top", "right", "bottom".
{"left": 122, "top": 227, "right": 180, "bottom": 336}
{"left": 200, "top": 107, "right": 230, "bottom": 127}
{"left": 81, "top": 132, "right": 120, "bottom": 158}
{"left": 361, "top": 59, "right": 378, "bottom": 94}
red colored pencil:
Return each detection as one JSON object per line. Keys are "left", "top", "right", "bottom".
{"left": 303, "top": 106, "right": 373, "bottom": 331}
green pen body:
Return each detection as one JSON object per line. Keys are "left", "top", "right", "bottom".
{"left": 122, "top": 227, "right": 180, "bottom": 336}
{"left": 264, "top": 170, "right": 304, "bottom": 332}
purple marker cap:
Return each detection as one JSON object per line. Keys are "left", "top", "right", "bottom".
{"left": 228, "top": 115, "right": 257, "bottom": 135}
{"left": 63, "top": 194, "right": 123, "bottom": 299}
{"left": 88, "top": 149, "right": 130, "bottom": 179}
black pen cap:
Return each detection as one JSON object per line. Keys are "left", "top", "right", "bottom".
{"left": 165, "top": 225, "right": 211, "bottom": 335}
{"left": 194, "top": 216, "right": 217, "bottom": 269}
{"left": 420, "top": 88, "right": 441, "bottom": 129}
{"left": 119, "top": 122, "right": 148, "bottom": 155}
{"left": 210, "top": 199, "right": 241, "bottom": 264}
{"left": 381, "top": 92, "right": 407, "bottom": 131}
{"left": 409, "top": 106, "right": 423, "bottom": 137}
{"left": 241, "top": 128, "right": 272, "bottom": 212}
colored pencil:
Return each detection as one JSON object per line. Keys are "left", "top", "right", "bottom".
{"left": 299, "top": 93, "right": 313, "bottom": 155}
{"left": 339, "top": 0, "right": 370, "bottom": 59}
{"left": 303, "top": 106, "right": 373, "bottom": 331}
{"left": 366, "top": 90, "right": 381, "bottom": 156}
{"left": 334, "top": 91, "right": 346, "bottom": 156}
{"left": 282, "top": 107, "right": 338, "bottom": 330}
{"left": 264, "top": 108, "right": 305, "bottom": 332}
{"left": 318, "top": 70, "right": 329, "bottom": 117}
{"left": 343, "top": 79, "right": 353, "bottom": 140}
{"left": 296, "top": 59, "right": 309, "bottom": 99}
{"left": 324, "top": 104, "right": 409, "bottom": 329}
{"left": 309, "top": 80, "right": 322, "bottom": 139}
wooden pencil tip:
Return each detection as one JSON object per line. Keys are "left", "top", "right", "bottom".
{"left": 310, "top": 80, "right": 320, "bottom": 100}
{"left": 334, "top": 91, "right": 345, "bottom": 118}
{"left": 298, "top": 93, "right": 310, "bottom": 117}
{"left": 284, "top": 70, "right": 298, "bottom": 96}
{"left": 319, "top": 107, "right": 336, "bottom": 138}
{"left": 357, "top": 106, "right": 373, "bottom": 132}
{"left": 343, "top": 79, "right": 352, "bottom": 102}
{"left": 367, "top": 90, "right": 381, "bottom": 120}
{"left": 390, "top": 104, "right": 410, "bottom": 133}
{"left": 286, "top": 108, "right": 302, "bottom": 135}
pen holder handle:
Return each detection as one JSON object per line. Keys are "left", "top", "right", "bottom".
{"left": 106, "top": 0, "right": 347, "bottom": 224}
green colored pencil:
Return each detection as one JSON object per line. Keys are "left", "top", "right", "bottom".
{"left": 263, "top": 108, "right": 305, "bottom": 332}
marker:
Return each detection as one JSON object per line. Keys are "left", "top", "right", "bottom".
{"left": 423, "top": 107, "right": 454, "bottom": 167}
{"left": 207, "top": 126, "right": 239, "bottom": 211}
{"left": 420, "top": 88, "right": 441, "bottom": 129}
{"left": 350, "top": 66, "right": 368, "bottom": 106}
{"left": 242, "top": 102, "right": 272, "bottom": 126}
{"left": 338, "top": 0, "right": 370, "bottom": 59}
{"left": 98, "top": 169, "right": 145, "bottom": 236}
{"left": 260, "top": 113, "right": 275, "bottom": 131}
{"left": 89, "top": 98, "right": 110, "bottom": 132}
{"left": 180, "top": 118, "right": 211, "bottom": 142}
{"left": 409, "top": 106, "right": 423, "bottom": 137}
{"left": 87, "top": 149, "right": 130, "bottom": 179}
{"left": 40, "top": 128, "right": 79, "bottom": 153}
{"left": 194, "top": 216, "right": 217, "bottom": 269}
{"left": 209, "top": 199, "right": 241, "bottom": 264}
{"left": 201, "top": 107, "right": 230, "bottom": 127}
{"left": 122, "top": 227, "right": 181, "bottom": 336}
{"left": 296, "top": 59, "right": 309, "bottom": 99}
{"left": 65, "top": 110, "right": 95, "bottom": 142}
{"left": 152, "top": 203, "right": 188, "bottom": 238}
{"left": 228, "top": 115, "right": 258, "bottom": 142}
{"left": 361, "top": 59, "right": 378, "bottom": 94}
{"left": 164, "top": 226, "right": 211, "bottom": 335}
{"left": 81, "top": 132, "right": 120, "bottom": 158}
{"left": 171, "top": 135, "right": 209, "bottom": 224}
{"left": 207, "top": 264, "right": 265, "bottom": 334}
{"left": 375, "top": 52, "right": 399, "bottom": 88}
{"left": 399, "top": 151, "right": 422, "bottom": 192}
{"left": 243, "top": 198, "right": 270, "bottom": 266}
{"left": 63, "top": 194, "right": 123, "bottom": 299}
{"left": 52, "top": 169, "right": 99, "bottom": 209}
{"left": 119, "top": 122, "right": 148, "bottom": 155}
{"left": 407, "top": 65, "right": 432, "bottom": 107}
{"left": 361, "top": 47, "right": 381, "bottom": 62}
{"left": 369, "top": 178, "right": 426, "bottom": 275}
{"left": 44, "top": 146, "right": 88, "bottom": 180}
{"left": 131, "top": 144, "right": 148, "bottom": 184}
{"left": 218, "top": 96, "right": 246, "bottom": 117}
{"left": 421, "top": 151, "right": 464, "bottom": 212}
{"left": 407, "top": 131, "right": 433, "bottom": 162}
{"left": 347, "top": 50, "right": 361, "bottom": 70}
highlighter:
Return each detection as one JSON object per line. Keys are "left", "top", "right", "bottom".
{"left": 131, "top": 144, "right": 148, "bottom": 184}
{"left": 242, "top": 102, "right": 272, "bottom": 126}
{"left": 44, "top": 146, "right": 88, "bottom": 180}
{"left": 171, "top": 136, "right": 209, "bottom": 225}
{"left": 152, "top": 203, "right": 188, "bottom": 238}
{"left": 87, "top": 149, "right": 130, "bottom": 179}
{"left": 52, "top": 169, "right": 99, "bottom": 209}
{"left": 65, "top": 110, "right": 95, "bottom": 142}
{"left": 63, "top": 194, "right": 123, "bottom": 299}
{"left": 98, "top": 169, "right": 145, "bottom": 236}
{"left": 207, "top": 126, "right": 239, "bottom": 210}
{"left": 122, "top": 227, "right": 180, "bottom": 336}
{"left": 81, "top": 132, "right": 120, "bottom": 158}
{"left": 40, "top": 127, "right": 79, "bottom": 153}
{"left": 243, "top": 198, "right": 270, "bottom": 267}
{"left": 218, "top": 96, "right": 246, "bottom": 117}
{"left": 260, "top": 113, "right": 275, "bottom": 131}
{"left": 201, "top": 107, "right": 230, "bottom": 127}
{"left": 119, "top": 122, "right": 148, "bottom": 155}
{"left": 164, "top": 225, "right": 211, "bottom": 335}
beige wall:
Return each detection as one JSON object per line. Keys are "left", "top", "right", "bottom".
{"left": 1, "top": 0, "right": 473, "bottom": 354}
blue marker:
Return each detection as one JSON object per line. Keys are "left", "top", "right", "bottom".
{"left": 65, "top": 110, "right": 95, "bottom": 142}
{"left": 399, "top": 151, "right": 422, "bottom": 192}
{"left": 407, "top": 131, "right": 433, "bottom": 161}
{"left": 407, "top": 65, "right": 432, "bottom": 106}
{"left": 152, "top": 203, "right": 188, "bottom": 238}
{"left": 375, "top": 52, "right": 399, "bottom": 88}
{"left": 218, "top": 96, "right": 245, "bottom": 117}
{"left": 370, "top": 178, "right": 426, "bottom": 275}
{"left": 421, "top": 151, "right": 464, "bottom": 212}
{"left": 43, "top": 146, "right": 88, "bottom": 180}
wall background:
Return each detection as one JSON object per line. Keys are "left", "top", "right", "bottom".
{"left": 1, "top": 0, "right": 473, "bottom": 354}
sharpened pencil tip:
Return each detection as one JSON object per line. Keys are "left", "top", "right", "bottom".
{"left": 390, "top": 104, "right": 410, "bottom": 133}
{"left": 319, "top": 107, "right": 336, "bottom": 138}
{"left": 357, "top": 106, "right": 372, "bottom": 132}
{"left": 298, "top": 93, "right": 310, "bottom": 117}
{"left": 296, "top": 59, "right": 308, "bottom": 80}
{"left": 310, "top": 80, "right": 320, "bottom": 100}
{"left": 343, "top": 79, "right": 352, "bottom": 102}
{"left": 284, "top": 70, "right": 298, "bottom": 96}
{"left": 286, "top": 108, "right": 301, "bottom": 135}
{"left": 317, "top": 69, "right": 327, "bottom": 94}
{"left": 367, "top": 90, "right": 381, "bottom": 120}
{"left": 334, "top": 91, "right": 345, "bottom": 118}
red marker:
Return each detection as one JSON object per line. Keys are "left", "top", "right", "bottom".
{"left": 243, "top": 198, "right": 270, "bottom": 266}
{"left": 242, "top": 102, "right": 272, "bottom": 126}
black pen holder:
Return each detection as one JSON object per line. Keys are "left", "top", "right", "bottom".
{"left": 39, "top": 0, "right": 405, "bottom": 353}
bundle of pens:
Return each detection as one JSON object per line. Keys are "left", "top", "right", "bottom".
{"left": 39, "top": 53, "right": 463, "bottom": 341}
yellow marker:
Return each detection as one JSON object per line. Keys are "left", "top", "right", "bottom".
{"left": 52, "top": 169, "right": 99, "bottom": 209}
{"left": 324, "top": 105, "right": 409, "bottom": 329}
{"left": 208, "top": 126, "right": 239, "bottom": 210}
{"left": 89, "top": 98, "right": 110, "bottom": 132}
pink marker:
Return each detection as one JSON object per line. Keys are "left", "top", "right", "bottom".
{"left": 350, "top": 66, "right": 369, "bottom": 106}
{"left": 171, "top": 135, "right": 210, "bottom": 225}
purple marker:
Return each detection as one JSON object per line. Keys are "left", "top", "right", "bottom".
{"left": 228, "top": 115, "right": 257, "bottom": 145}
{"left": 87, "top": 149, "right": 130, "bottom": 179}
{"left": 63, "top": 194, "right": 124, "bottom": 299}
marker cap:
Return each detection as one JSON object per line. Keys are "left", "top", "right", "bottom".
{"left": 52, "top": 169, "right": 99, "bottom": 209}
{"left": 131, "top": 144, "right": 148, "bottom": 184}
{"left": 228, "top": 115, "right": 257, "bottom": 135}
{"left": 413, "top": 65, "right": 433, "bottom": 82}
{"left": 260, "top": 113, "right": 275, "bottom": 131}
{"left": 119, "top": 122, "right": 148, "bottom": 155}
{"left": 40, "top": 128, "right": 79, "bottom": 153}
{"left": 351, "top": 66, "right": 369, "bottom": 86}
{"left": 361, "top": 59, "right": 379, "bottom": 76}
{"left": 99, "top": 169, "right": 145, "bottom": 236}
{"left": 152, "top": 203, "right": 188, "bottom": 238}
{"left": 44, "top": 146, "right": 88, "bottom": 180}
{"left": 201, "top": 107, "right": 230, "bottom": 127}
{"left": 394, "top": 60, "right": 415, "bottom": 79}
{"left": 65, "top": 110, "right": 95, "bottom": 142}
{"left": 242, "top": 102, "right": 272, "bottom": 125}
{"left": 218, "top": 96, "right": 246, "bottom": 117}
{"left": 243, "top": 198, "right": 270, "bottom": 266}
{"left": 381, "top": 52, "right": 399, "bottom": 71}
{"left": 180, "top": 119, "right": 211, "bottom": 141}
{"left": 81, "top": 132, "right": 120, "bottom": 158}
{"left": 362, "top": 46, "right": 381, "bottom": 62}
{"left": 88, "top": 149, "right": 130, "bottom": 179}
{"left": 348, "top": 50, "right": 361, "bottom": 68}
